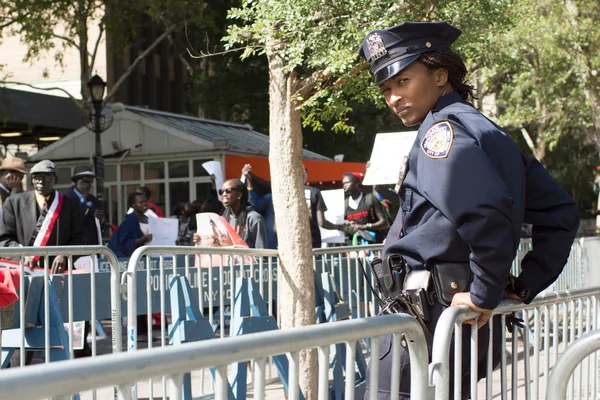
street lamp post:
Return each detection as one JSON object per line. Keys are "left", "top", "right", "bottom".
{"left": 87, "top": 75, "right": 107, "bottom": 203}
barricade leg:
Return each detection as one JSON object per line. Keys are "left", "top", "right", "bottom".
{"left": 168, "top": 276, "right": 234, "bottom": 400}
{"left": 230, "top": 277, "right": 304, "bottom": 400}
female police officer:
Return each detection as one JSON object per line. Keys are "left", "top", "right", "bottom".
{"left": 358, "top": 21, "right": 580, "bottom": 398}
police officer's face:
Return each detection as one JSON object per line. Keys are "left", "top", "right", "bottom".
{"left": 379, "top": 61, "right": 449, "bottom": 127}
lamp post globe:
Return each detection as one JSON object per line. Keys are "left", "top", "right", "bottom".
{"left": 88, "top": 75, "right": 106, "bottom": 103}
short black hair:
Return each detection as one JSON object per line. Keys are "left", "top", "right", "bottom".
{"left": 128, "top": 191, "right": 146, "bottom": 207}
{"left": 138, "top": 186, "right": 151, "bottom": 199}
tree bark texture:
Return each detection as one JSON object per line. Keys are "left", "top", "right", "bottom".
{"left": 266, "top": 41, "right": 317, "bottom": 399}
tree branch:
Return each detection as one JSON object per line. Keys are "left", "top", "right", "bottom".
{"left": 51, "top": 33, "right": 81, "bottom": 51}
{"left": 519, "top": 127, "right": 536, "bottom": 156}
{"left": 1, "top": 81, "right": 81, "bottom": 104}
{"left": 0, "top": 17, "right": 18, "bottom": 30}
{"left": 294, "top": 62, "right": 369, "bottom": 100}
{"left": 425, "top": 0, "right": 439, "bottom": 20}
{"left": 89, "top": 20, "right": 105, "bottom": 76}
{"left": 186, "top": 44, "right": 265, "bottom": 59}
{"left": 165, "top": 27, "right": 194, "bottom": 76}
{"left": 104, "top": 24, "right": 177, "bottom": 104}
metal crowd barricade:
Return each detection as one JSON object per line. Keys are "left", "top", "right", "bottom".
{"left": 0, "top": 246, "right": 122, "bottom": 367}
{"left": 313, "top": 244, "right": 383, "bottom": 319}
{"left": 546, "top": 329, "right": 600, "bottom": 400}
{"left": 512, "top": 239, "right": 584, "bottom": 292}
{"left": 0, "top": 314, "right": 431, "bottom": 400}
{"left": 313, "top": 239, "right": 585, "bottom": 324}
{"left": 429, "top": 286, "right": 600, "bottom": 400}
{"left": 121, "top": 245, "right": 279, "bottom": 398}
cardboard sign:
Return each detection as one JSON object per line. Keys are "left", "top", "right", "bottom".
{"left": 148, "top": 217, "right": 179, "bottom": 246}
{"left": 362, "top": 131, "right": 418, "bottom": 186}
{"left": 319, "top": 189, "right": 345, "bottom": 244}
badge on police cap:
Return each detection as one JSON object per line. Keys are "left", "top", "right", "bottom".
{"left": 421, "top": 121, "right": 454, "bottom": 159}
{"left": 367, "top": 32, "right": 388, "bottom": 62}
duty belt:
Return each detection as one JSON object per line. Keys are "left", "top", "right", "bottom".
{"left": 366, "top": 255, "right": 434, "bottom": 347}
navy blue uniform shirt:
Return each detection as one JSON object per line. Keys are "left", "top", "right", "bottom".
{"left": 383, "top": 92, "right": 579, "bottom": 309}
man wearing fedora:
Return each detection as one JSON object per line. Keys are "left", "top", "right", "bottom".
{"left": 0, "top": 159, "right": 85, "bottom": 273}
{"left": 0, "top": 157, "right": 25, "bottom": 206}
{"left": 65, "top": 165, "right": 104, "bottom": 246}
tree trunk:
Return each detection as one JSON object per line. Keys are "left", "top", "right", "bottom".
{"left": 266, "top": 41, "right": 317, "bottom": 399}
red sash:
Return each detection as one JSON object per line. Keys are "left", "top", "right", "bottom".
{"left": 32, "top": 192, "right": 64, "bottom": 264}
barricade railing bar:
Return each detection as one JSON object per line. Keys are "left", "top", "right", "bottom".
{"left": 429, "top": 286, "right": 600, "bottom": 400}
{"left": 0, "top": 246, "right": 122, "bottom": 400}
{"left": 0, "top": 314, "right": 431, "bottom": 400}
{"left": 314, "top": 244, "right": 383, "bottom": 318}
{"left": 545, "top": 329, "right": 600, "bottom": 400}
{"left": 0, "top": 245, "right": 122, "bottom": 362}
{"left": 122, "top": 245, "right": 280, "bottom": 399}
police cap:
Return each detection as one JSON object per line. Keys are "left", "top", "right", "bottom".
{"left": 358, "top": 21, "right": 461, "bottom": 86}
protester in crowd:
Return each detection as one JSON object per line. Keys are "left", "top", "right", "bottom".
{"left": 65, "top": 165, "right": 103, "bottom": 245}
{"left": 194, "top": 179, "right": 267, "bottom": 248}
{"left": 0, "top": 157, "right": 25, "bottom": 206}
{"left": 204, "top": 175, "right": 225, "bottom": 215}
{"left": 138, "top": 186, "right": 164, "bottom": 217}
{"left": 171, "top": 201, "right": 196, "bottom": 245}
{"left": 303, "top": 164, "right": 340, "bottom": 249}
{"left": 0, "top": 160, "right": 85, "bottom": 271}
{"left": 0, "top": 160, "right": 87, "bottom": 359}
{"left": 108, "top": 191, "right": 153, "bottom": 258}
{"left": 126, "top": 186, "right": 162, "bottom": 218}
{"left": 242, "top": 164, "right": 277, "bottom": 249}
{"left": 341, "top": 172, "right": 389, "bottom": 243}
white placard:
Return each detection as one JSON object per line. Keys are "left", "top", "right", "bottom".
{"left": 148, "top": 217, "right": 179, "bottom": 245}
{"left": 319, "top": 189, "right": 345, "bottom": 244}
{"left": 362, "top": 131, "right": 418, "bottom": 186}
{"left": 202, "top": 161, "right": 224, "bottom": 201}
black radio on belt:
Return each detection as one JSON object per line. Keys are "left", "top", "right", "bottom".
{"left": 371, "top": 254, "right": 407, "bottom": 302}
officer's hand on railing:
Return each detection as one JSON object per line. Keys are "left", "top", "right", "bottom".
{"left": 451, "top": 292, "right": 493, "bottom": 328}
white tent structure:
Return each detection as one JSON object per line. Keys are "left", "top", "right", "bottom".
{"left": 30, "top": 103, "right": 329, "bottom": 225}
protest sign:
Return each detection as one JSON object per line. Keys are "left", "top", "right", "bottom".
{"left": 362, "top": 131, "right": 418, "bottom": 186}
{"left": 319, "top": 189, "right": 345, "bottom": 243}
{"left": 148, "top": 217, "right": 179, "bottom": 245}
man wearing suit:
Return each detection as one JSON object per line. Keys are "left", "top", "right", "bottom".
{"left": 0, "top": 160, "right": 85, "bottom": 273}
{"left": 0, "top": 157, "right": 25, "bottom": 206}
{"left": 65, "top": 165, "right": 103, "bottom": 246}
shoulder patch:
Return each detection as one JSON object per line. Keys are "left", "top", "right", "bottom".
{"left": 421, "top": 121, "right": 454, "bottom": 159}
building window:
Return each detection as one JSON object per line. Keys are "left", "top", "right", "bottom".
{"left": 169, "top": 181, "right": 189, "bottom": 215}
{"left": 169, "top": 161, "right": 188, "bottom": 179}
{"left": 121, "top": 164, "right": 141, "bottom": 181}
{"left": 145, "top": 162, "right": 165, "bottom": 180}
{"left": 193, "top": 159, "right": 214, "bottom": 177}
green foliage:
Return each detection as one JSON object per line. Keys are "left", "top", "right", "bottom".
{"left": 223, "top": 0, "right": 514, "bottom": 133}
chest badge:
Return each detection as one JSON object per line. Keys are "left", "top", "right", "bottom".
{"left": 421, "top": 121, "right": 454, "bottom": 159}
